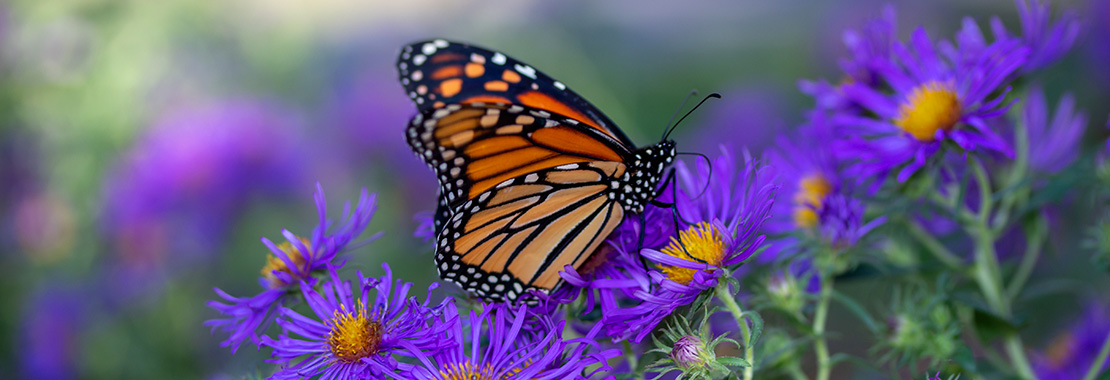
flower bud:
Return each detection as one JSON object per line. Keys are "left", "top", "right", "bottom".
{"left": 671, "top": 335, "right": 711, "bottom": 369}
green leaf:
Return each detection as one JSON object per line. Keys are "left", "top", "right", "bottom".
{"left": 716, "top": 356, "right": 751, "bottom": 368}
{"left": 831, "top": 290, "right": 880, "bottom": 333}
{"left": 745, "top": 311, "right": 764, "bottom": 348}
{"left": 952, "top": 345, "right": 977, "bottom": 373}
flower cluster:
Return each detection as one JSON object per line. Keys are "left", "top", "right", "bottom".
{"left": 204, "top": 1, "right": 1103, "bottom": 379}
{"left": 207, "top": 184, "right": 378, "bottom": 352}
{"left": 208, "top": 186, "right": 618, "bottom": 379}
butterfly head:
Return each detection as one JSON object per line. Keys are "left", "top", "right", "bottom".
{"left": 616, "top": 140, "right": 677, "bottom": 214}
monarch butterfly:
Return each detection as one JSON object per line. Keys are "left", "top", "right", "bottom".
{"left": 398, "top": 39, "right": 680, "bottom": 304}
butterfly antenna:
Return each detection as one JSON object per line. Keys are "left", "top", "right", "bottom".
{"left": 662, "top": 90, "right": 699, "bottom": 140}
{"left": 676, "top": 151, "right": 713, "bottom": 200}
{"left": 663, "top": 93, "right": 721, "bottom": 141}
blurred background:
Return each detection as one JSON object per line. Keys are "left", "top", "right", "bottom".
{"left": 0, "top": 0, "right": 1106, "bottom": 378}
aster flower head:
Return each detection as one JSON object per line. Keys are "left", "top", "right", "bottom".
{"left": 991, "top": 0, "right": 1080, "bottom": 73}
{"left": 262, "top": 264, "right": 451, "bottom": 379}
{"left": 800, "top": 5, "right": 897, "bottom": 113}
{"left": 832, "top": 10, "right": 1030, "bottom": 183}
{"left": 397, "top": 301, "right": 618, "bottom": 380}
{"left": 206, "top": 184, "right": 379, "bottom": 352}
{"left": 762, "top": 115, "right": 883, "bottom": 259}
{"left": 602, "top": 147, "right": 776, "bottom": 342}
{"left": 1032, "top": 302, "right": 1110, "bottom": 380}
{"left": 763, "top": 117, "right": 840, "bottom": 237}
{"left": 839, "top": 4, "right": 898, "bottom": 86}
{"left": 1022, "top": 86, "right": 1087, "bottom": 174}
{"left": 102, "top": 100, "right": 305, "bottom": 264}
{"left": 645, "top": 310, "right": 748, "bottom": 379}
{"left": 100, "top": 100, "right": 307, "bottom": 301}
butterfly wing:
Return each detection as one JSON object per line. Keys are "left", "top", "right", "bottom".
{"left": 406, "top": 102, "right": 634, "bottom": 302}
{"left": 407, "top": 102, "right": 632, "bottom": 227}
{"left": 436, "top": 160, "right": 626, "bottom": 302}
{"left": 397, "top": 39, "right": 636, "bottom": 149}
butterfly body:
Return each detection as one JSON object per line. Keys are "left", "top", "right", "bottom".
{"left": 398, "top": 39, "right": 676, "bottom": 303}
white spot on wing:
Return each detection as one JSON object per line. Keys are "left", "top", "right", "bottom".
{"left": 553, "top": 81, "right": 566, "bottom": 90}
{"left": 514, "top": 64, "right": 537, "bottom": 79}
{"left": 413, "top": 55, "right": 427, "bottom": 65}
{"left": 433, "top": 39, "right": 449, "bottom": 48}
{"left": 422, "top": 43, "right": 436, "bottom": 55}
{"left": 491, "top": 53, "right": 507, "bottom": 65}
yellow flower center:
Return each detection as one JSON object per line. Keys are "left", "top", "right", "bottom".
{"left": 1044, "top": 332, "right": 1075, "bottom": 369}
{"left": 260, "top": 238, "right": 312, "bottom": 289}
{"left": 895, "top": 81, "right": 961, "bottom": 141}
{"left": 439, "top": 360, "right": 531, "bottom": 380}
{"left": 658, "top": 223, "right": 727, "bottom": 285}
{"left": 792, "top": 174, "right": 832, "bottom": 229}
{"left": 439, "top": 361, "right": 490, "bottom": 380}
{"left": 327, "top": 300, "right": 382, "bottom": 364}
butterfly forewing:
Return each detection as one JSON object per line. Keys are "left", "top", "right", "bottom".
{"left": 397, "top": 39, "right": 637, "bottom": 148}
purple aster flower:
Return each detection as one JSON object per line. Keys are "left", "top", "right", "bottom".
{"left": 838, "top": 4, "right": 898, "bottom": 87}
{"left": 100, "top": 100, "right": 308, "bottom": 299}
{"left": 395, "top": 301, "right": 619, "bottom": 380}
{"left": 602, "top": 147, "right": 776, "bottom": 342}
{"left": 830, "top": 10, "right": 1030, "bottom": 183}
{"left": 20, "top": 285, "right": 86, "bottom": 380}
{"left": 206, "top": 184, "right": 379, "bottom": 352}
{"left": 412, "top": 211, "right": 435, "bottom": 243}
{"left": 1022, "top": 86, "right": 1087, "bottom": 174}
{"left": 261, "top": 264, "right": 450, "bottom": 379}
{"left": 815, "top": 193, "right": 885, "bottom": 249}
{"left": 800, "top": 5, "right": 897, "bottom": 113}
{"left": 1033, "top": 302, "right": 1110, "bottom": 379}
{"left": 763, "top": 117, "right": 840, "bottom": 239}
{"left": 1087, "top": 0, "right": 1110, "bottom": 84}
{"left": 991, "top": 0, "right": 1080, "bottom": 73}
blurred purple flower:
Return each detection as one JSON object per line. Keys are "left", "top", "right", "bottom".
{"left": 326, "top": 64, "right": 437, "bottom": 215}
{"left": 101, "top": 100, "right": 308, "bottom": 281}
{"left": 801, "top": 4, "right": 898, "bottom": 114}
{"left": 601, "top": 147, "right": 776, "bottom": 342}
{"left": 207, "top": 185, "right": 379, "bottom": 353}
{"left": 1022, "top": 86, "right": 1087, "bottom": 174}
{"left": 832, "top": 13, "right": 1029, "bottom": 183}
{"left": 763, "top": 115, "right": 840, "bottom": 237}
{"left": 1032, "top": 302, "right": 1110, "bottom": 379}
{"left": 21, "top": 285, "right": 86, "bottom": 380}
{"left": 1086, "top": 0, "right": 1110, "bottom": 83}
{"left": 261, "top": 264, "right": 451, "bottom": 379}
{"left": 687, "top": 86, "right": 790, "bottom": 156}
{"left": 991, "top": 0, "right": 1080, "bottom": 73}
{"left": 839, "top": 4, "right": 898, "bottom": 87}
{"left": 396, "top": 302, "right": 618, "bottom": 380}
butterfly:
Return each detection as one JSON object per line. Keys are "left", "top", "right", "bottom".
{"left": 397, "top": 39, "right": 677, "bottom": 304}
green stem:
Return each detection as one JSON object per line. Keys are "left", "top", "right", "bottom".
{"left": 1083, "top": 332, "right": 1110, "bottom": 380}
{"left": 1005, "top": 214, "right": 1046, "bottom": 299}
{"left": 717, "top": 284, "right": 754, "bottom": 380}
{"left": 814, "top": 275, "right": 834, "bottom": 380}
{"left": 969, "top": 157, "right": 1037, "bottom": 380}
{"left": 621, "top": 341, "right": 639, "bottom": 378}
{"left": 905, "top": 219, "right": 966, "bottom": 271}
{"left": 787, "top": 363, "right": 810, "bottom": 380}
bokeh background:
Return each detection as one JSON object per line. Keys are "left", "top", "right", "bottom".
{"left": 0, "top": 0, "right": 1107, "bottom": 378}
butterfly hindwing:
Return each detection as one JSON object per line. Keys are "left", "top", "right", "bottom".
{"left": 397, "top": 39, "right": 637, "bottom": 148}
{"left": 434, "top": 161, "right": 627, "bottom": 302}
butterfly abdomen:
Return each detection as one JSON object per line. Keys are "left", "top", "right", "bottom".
{"left": 613, "top": 141, "right": 676, "bottom": 214}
